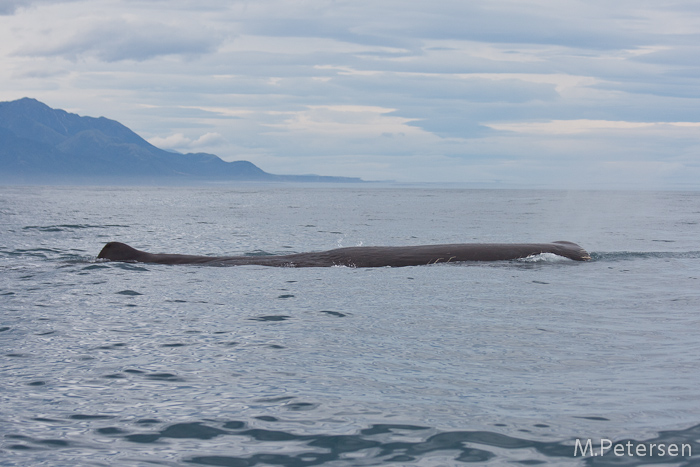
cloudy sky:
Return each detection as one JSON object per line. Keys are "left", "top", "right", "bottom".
{"left": 1, "top": 0, "right": 699, "bottom": 187}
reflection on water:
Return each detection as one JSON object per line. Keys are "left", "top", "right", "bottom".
{"left": 5, "top": 417, "right": 698, "bottom": 465}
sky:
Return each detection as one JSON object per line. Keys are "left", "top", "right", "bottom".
{"left": 1, "top": 0, "right": 699, "bottom": 188}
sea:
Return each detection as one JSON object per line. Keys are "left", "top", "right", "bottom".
{"left": 1, "top": 185, "right": 699, "bottom": 466}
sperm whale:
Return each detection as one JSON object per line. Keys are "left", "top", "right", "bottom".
{"left": 97, "top": 241, "right": 590, "bottom": 267}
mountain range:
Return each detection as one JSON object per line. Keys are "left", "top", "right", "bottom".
{"left": 0, "top": 98, "right": 361, "bottom": 184}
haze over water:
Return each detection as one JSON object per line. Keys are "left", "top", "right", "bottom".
{"left": 1, "top": 185, "right": 700, "bottom": 465}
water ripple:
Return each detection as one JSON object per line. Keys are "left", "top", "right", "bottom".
{"left": 591, "top": 251, "right": 700, "bottom": 261}
{"left": 11, "top": 417, "right": 693, "bottom": 464}
{"left": 22, "top": 224, "right": 130, "bottom": 231}
{"left": 44, "top": 420, "right": 691, "bottom": 465}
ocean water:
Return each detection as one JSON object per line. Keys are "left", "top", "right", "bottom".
{"left": 1, "top": 185, "right": 699, "bottom": 466}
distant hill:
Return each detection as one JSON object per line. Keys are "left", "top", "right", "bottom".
{"left": 0, "top": 98, "right": 361, "bottom": 184}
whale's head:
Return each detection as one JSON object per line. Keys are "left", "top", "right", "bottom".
{"left": 97, "top": 242, "right": 144, "bottom": 262}
{"left": 551, "top": 241, "right": 591, "bottom": 261}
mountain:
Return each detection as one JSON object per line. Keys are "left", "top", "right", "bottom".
{"left": 0, "top": 98, "right": 361, "bottom": 184}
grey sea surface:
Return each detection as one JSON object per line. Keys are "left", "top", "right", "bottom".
{"left": 1, "top": 185, "right": 699, "bottom": 466}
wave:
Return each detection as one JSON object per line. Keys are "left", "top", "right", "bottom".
{"left": 8, "top": 418, "right": 693, "bottom": 465}
{"left": 21, "top": 224, "right": 129, "bottom": 232}
{"left": 0, "top": 248, "right": 93, "bottom": 264}
{"left": 517, "top": 252, "right": 574, "bottom": 263}
{"left": 590, "top": 251, "right": 700, "bottom": 262}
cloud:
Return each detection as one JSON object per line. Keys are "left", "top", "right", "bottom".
{"left": 18, "top": 17, "right": 225, "bottom": 61}
{"left": 486, "top": 120, "right": 700, "bottom": 135}
{"left": 266, "top": 105, "right": 417, "bottom": 135}
{"left": 0, "top": 0, "right": 22, "bottom": 14}
{"left": 149, "top": 132, "right": 226, "bottom": 152}
{"left": 0, "top": 0, "right": 79, "bottom": 15}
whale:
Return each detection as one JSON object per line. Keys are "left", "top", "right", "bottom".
{"left": 97, "top": 241, "right": 590, "bottom": 267}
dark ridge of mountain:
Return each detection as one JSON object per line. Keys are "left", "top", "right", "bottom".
{"left": 0, "top": 98, "right": 362, "bottom": 184}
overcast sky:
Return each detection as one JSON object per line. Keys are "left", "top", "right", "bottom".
{"left": 1, "top": 0, "right": 699, "bottom": 188}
